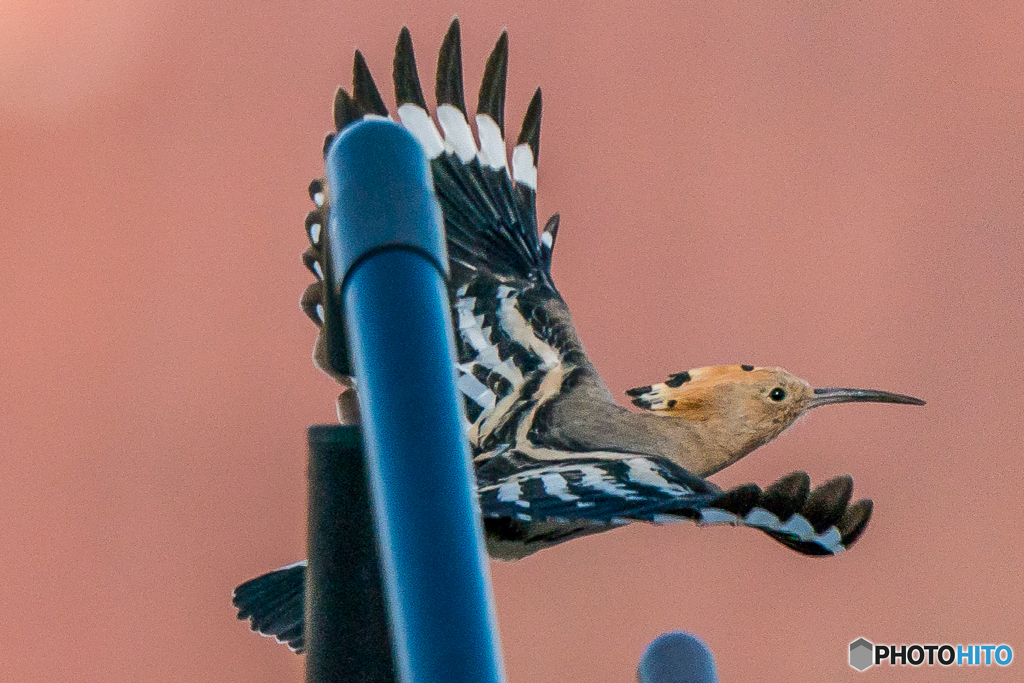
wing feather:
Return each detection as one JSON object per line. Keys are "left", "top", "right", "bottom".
{"left": 352, "top": 51, "right": 389, "bottom": 117}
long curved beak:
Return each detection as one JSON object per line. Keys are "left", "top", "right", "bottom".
{"left": 809, "top": 387, "right": 926, "bottom": 409}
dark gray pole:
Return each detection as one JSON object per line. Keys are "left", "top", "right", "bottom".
{"left": 321, "top": 119, "right": 505, "bottom": 683}
{"left": 306, "top": 425, "right": 395, "bottom": 683}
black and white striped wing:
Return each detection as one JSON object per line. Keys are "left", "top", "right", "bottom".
{"left": 478, "top": 460, "right": 873, "bottom": 557}
{"left": 478, "top": 455, "right": 720, "bottom": 522}
{"left": 230, "top": 465, "right": 870, "bottom": 652}
{"left": 301, "top": 20, "right": 589, "bottom": 454}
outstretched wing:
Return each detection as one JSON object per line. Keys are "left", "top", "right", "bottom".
{"left": 301, "top": 19, "right": 607, "bottom": 459}
{"left": 231, "top": 467, "right": 871, "bottom": 650}
{"left": 232, "top": 467, "right": 867, "bottom": 648}
{"left": 477, "top": 460, "right": 873, "bottom": 558}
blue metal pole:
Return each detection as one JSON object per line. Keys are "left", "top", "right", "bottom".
{"left": 324, "top": 119, "right": 505, "bottom": 683}
{"left": 637, "top": 632, "right": 719, "bottom": 683}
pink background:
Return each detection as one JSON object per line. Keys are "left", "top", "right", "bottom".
{"left": 2, "top": 1, "right": 1021, "bottom": 680}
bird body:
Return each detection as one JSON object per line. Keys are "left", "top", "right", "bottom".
{"left": 234, "top": 19, "right": 924, "bottom": 652}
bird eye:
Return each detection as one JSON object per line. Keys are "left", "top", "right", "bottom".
{"left": 769, "top": 387, "right": 787, "bottom": 401}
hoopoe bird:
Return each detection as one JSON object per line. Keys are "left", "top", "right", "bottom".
{"left": 233, "top": 19, "right": 924, "bottom": 652}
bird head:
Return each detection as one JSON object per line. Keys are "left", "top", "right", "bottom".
{"left": 626, "top": 365, "right": 924, "bottom": 474}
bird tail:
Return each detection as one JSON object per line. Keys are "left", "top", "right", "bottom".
{"left": 232, "top": 561, "right": 306, "bottom": 653}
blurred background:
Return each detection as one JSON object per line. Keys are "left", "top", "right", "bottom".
{"left": 2, "top": 1, "right": 1021, "bottom": 680}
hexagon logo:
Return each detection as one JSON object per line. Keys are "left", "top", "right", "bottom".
{"left": 849, "top": 638, "right": 874, "bottom": 671}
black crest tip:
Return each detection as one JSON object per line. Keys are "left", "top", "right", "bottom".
{"left": 624, "top": 384, "right": 652, "bottom": 398}
{"left": 665, "top": 371, "right": 691, "bottom": 388}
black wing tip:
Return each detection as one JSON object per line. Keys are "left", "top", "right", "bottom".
{"left": 302, "top": 248, "right": 321, "bottom": 280}
{"left": 839, "top": 498, "right": 873, "bottom": 547}
{"left": 715, "top": 483, "right": 763, "bottom": 516}
{"left": 446, "top": 15, "right": 461, "bottom": 41}
{"left": 755, "top": 476, "right": 870, "bottom": 555}
{"left": 333, "top": 87, "right": 362, "bottom": 131}
{"left": 760, "top": 470, "right": 811, "bottom": 519}
{"left": 322, "top": 131, "right": 336, "bottom": 158}
{"left": 516, "top": 87, "right": 542, "bottom": 159}
{"left": 352, "top": 50, "right": 388, "bottom": 117}
{"left": 301, "top": 280, "right": 324, "bottom": 326}
{"left": 803, "top": 475, "right": 855, "bottom": 533}
{"left": 477, "top": 30, "right": 509, "bottom": 133}
{"left": 436, "top": 17, "right": 466, "bottom": 113}
{"left": 541, "top": 213, "right": 560, "bottom": 263}
{"left": 308, "top": 178, "right": 325, "bottom": 204}
{"left": 393, "top": 27, "right": 427, "bottom": 108}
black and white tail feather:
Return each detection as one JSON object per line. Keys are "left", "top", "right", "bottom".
{"left": 233, "top": 560, "right": 306, "bottom": 652}
{"left": 237, "top": 19, "right": 873, "bottom": 651}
